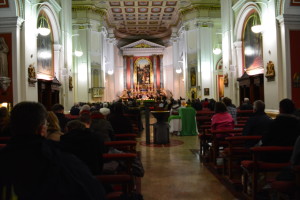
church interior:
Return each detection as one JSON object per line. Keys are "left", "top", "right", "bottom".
{"left": 1, "top": 0, "right": 300, "bottom": 199}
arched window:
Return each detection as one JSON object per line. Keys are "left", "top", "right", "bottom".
{"left": 242, "top": 12, "right": 263, "bottom": 75}
{"left": 37, "top": 11, "right": 53, "bottom": 79}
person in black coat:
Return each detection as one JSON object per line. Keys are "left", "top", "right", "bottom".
{"left": 242, "top": 100, "right": 273, "bottom": 147}
{"left": 52, "top": 104, "right": 70, "bottom": 132}
{"left": 107, "top": 102, "right": 133, "bottom": 134}
{"left": 60, "top": 120, "right": 105, "bottom": 175}
{"left": 0, "top": 101, "right": 106, "bottom": 200}
{"left": 262, "top": 99, "right": 300, "bottom": 147}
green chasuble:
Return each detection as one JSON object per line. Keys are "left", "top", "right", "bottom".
{"left": 178, "top": 107, "right": 198, "bottom": 136}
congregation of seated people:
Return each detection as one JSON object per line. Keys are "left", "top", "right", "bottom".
{"left": 1, "top": 97, "right": 300, "bottom": 200}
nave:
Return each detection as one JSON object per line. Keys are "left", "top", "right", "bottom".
{"left": 137, "top": 117, "right": 236, "bottom": 200}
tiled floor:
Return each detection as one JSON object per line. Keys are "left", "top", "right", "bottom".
{"left": 136, "top": 117, "right": 236, "bottom": 200}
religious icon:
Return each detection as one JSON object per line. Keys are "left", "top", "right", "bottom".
{"left": 69, "top": 75, "right": 73, "bottom": 90}
{"left": 190, "top": 67, "right": 196, "bottom": 86}
{"left": 0, "top": 37, "right": 9, "bottom": 77}
{"left": 265, "top": 61, "right": 275, "bottom": 81}
{"left": 28, "top": 63, "right": 37, "bottom": 86}
{"left": 204, "top": 88, "right": 209, "bottom": 96}
{"left": 293, "top": 72, "right": 300, "bottom": 88}
{"left": 135, "top": 57, "right": 152, "bottom": 85}
{"left": 224, "top": 73, "right": 229, "bottom": 87}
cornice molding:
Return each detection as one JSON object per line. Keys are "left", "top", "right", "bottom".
{"left": 179, "top": 3, "right": 220, "bottom": 16}
{"left": 49, "top": 0, "right": 61, "bottom": 13}
{"left": 0, "top": 17, "right": 24, "bottom": 29}
{"left": 72, "top": 5, "right": 107, "bottom": 17}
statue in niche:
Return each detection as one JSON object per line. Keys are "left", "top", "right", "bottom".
{"left": 224, "top": 73, "right": 229, "bottom": 87}
{"left": 28, "top": 64, "right": 36, "bottom": 79}
{"left": 265, "top": 61, "right": 275, "bottom": 81}
{"left": 293, "top": 72, "right": 300, "bottom": 88}
{"left": 69, "top": 75, "right": 73, "bottom": 90}
{"left": 28, "top": 63, "right": 37, "bottom": 86}
{"left": 190, "top": 67, "right": 196, "bottom": 86}
{"left": 0, "top": 37, "right": 9, "bottom": 77}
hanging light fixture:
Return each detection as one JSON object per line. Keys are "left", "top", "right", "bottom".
{"left": 107, "top": 69, "right": 114, "bottom": 75}
{"left": 251, "top": 13, "right": 263, "bottom": 33}
{"left": 213, "top": 46, "right": 222, "bottom": 55}
{"left": 74, "top": 34, "right": 83, "bottom": 57}
{"left": 213, "top": 33, "right": 222, "bottom": 55}
{"left": 37, "top": 16, "right": 51, "bottom": 36}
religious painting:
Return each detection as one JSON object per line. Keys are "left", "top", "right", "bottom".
{"left": 92, "top": 87, "right": 103, "bottom": 98}
{"left": 134, "top": 57, "right": 152, "bottom": 85}
{"left": 0, "top": 33, "right": 12, "bottom": 103}
{"left": 190, "top": 67, "right": 196, "bottom": 86}
{"left": 243, "top": 13, "right": 263, "bottom": 75}
{"left": 204, "top": 88, "right": 209, "bottom": 96}
{"left": 0, "top": 0, "right": 9, "bottom": 8}
{"left": 218, "top": 75, "right": 224, "bottom": 99}
{"left": 37, "top": 13, "right": 53, "bottom": 78}
{"left": 265, "top": 61, "right": 275, "bottom": 81}
{"left": 291, "top": 0, "right": 300, "bottom": 6}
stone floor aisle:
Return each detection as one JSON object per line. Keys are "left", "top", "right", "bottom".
{"left": 136, "top": 117, "right": 237, "bottom": 200}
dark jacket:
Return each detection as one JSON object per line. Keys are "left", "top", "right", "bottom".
{"left": 108, "top": 114, "right": 133, "bottom": 134}
{"left": 55, "top": 113, "right": 70, "bottom": 132}
{"left": 262, "top": 114, "right": 300, "bottom": 146}
{"left": 243, "top": 112, "right": 273, "bottom": 147}
{"left": 60, "top": 128, "right": 104, "bottom": 175}
{"left": 0, "top": 135, "right": 106, "bottom": 200}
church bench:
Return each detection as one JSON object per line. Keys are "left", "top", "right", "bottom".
{"left": 241, "top": 146, "right": 293, "bottom": 200}
{"left": 221, "top": 135, "right": 262, "bottom": 184}
{"left": 208, "top": 129, "right": 243, "bottom": 169}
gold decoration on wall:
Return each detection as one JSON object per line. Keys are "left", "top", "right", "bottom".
{"left": 28, "top": 63, "right": 37, "bottom": 87}
{"left": 69, "top": 76, "right": 73, "bottom": 91}
{"left": 134, "top": 43, "right": 152, "bottom": 48}
{"left": 265, "top": 61, "right": 275, "bottom": 81}
{"left": 224, "top": 73, "right": 229, "bottom": 87}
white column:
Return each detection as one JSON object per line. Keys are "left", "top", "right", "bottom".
{"left": 199, "top": 23, "right": 213, "bottom": 99}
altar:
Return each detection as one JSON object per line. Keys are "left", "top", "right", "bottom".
{"left": 120, "top": 39, "right": 166, "bottom": 100}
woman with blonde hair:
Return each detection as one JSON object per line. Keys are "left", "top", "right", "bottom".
{"left": 47, "top": 111, "right": 63, "bottom": 141}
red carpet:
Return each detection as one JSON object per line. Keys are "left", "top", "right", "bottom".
{"left": 139, "top": 139, "right": 184, "bottom": 147}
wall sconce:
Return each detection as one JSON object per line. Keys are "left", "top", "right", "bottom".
{"left": 213, "top": 46, "right": 222, "bottom": 55}
{"left": 176, "top": 68, "right": 182, "bottom": 74}
{"left": 73, "top": 34, "right": 83, "bottom": 57}
{"left": 251, "top": 14, "right": 263, "bottom": 33}
{"left": 213, "top": 33, "right": 222, "bottom": 55}
{"left": 176, "top": 60, "right": 183, "bottom": 73}
{"left": 107, "top": 69, "right": 114, "bottom": 75}
{"left": 37, "top": 16, "right": 50, "bottom": 36}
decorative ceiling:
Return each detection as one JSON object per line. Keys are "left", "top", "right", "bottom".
{"left": 72, "top": 0, "right": 221, "bottom": 39}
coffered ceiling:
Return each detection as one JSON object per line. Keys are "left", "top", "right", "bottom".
{"left": 72, "top": 0, "right": 221, "bottom": 40}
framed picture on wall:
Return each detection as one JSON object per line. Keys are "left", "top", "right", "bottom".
{"left": 92, "top": 87, "right": 103, "bottom": 98}
{"left": 0, "top": 0, "right": 9, "bottom": 8}
{"left": 204, "top": 88, "right": 209, "bottom": 96}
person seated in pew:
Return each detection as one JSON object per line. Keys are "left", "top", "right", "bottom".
{"left": 262, "top": 98, "right": 300, "bottom": 147}
{"left": 261, "top": 98, "right": 300, "bottom": 162}
{"left": 0, "top": 101, "right": 106, "bottom": 200}
{"left": 107, "top": 102, "right": 133, "bottom": 134}
{"left": 242, "top": 100, "right": 273, "bottom": 147}
{"left": 52, "top": 103, "right": 70, "bottom": 133}
{"left": 60, "top": 119, "right": 105, "bottom": 175}
{"left": 239, "top": 97, "right": 253, "bottom": 110}
{"left": 90, "top": 111, "right": 115, "bottom": 143}
{"left": 222, "top": 97, "right": 237, "bottom": 124}
{"left": 211, "top": 102, "right": 234, "bottom": 138}
{"left": 46, "top": 111, "right": 64, "bottom": 142}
